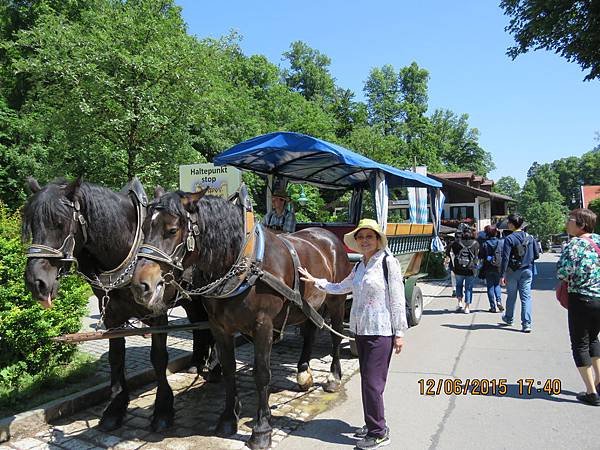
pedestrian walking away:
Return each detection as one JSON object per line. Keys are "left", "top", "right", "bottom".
{"left": 479, "top": 225, "right": 504, "bottom": 313}
{"left": 299, "top": 218, "right": 407, "bottom": 450}
{"left": 447, "top": 225, "right": 479, "bottom": 314}
{"left": 556, "top": 208, "right": 600, "bottom": 407}
{"left": 500, "top": 213, "right": 540, "bottom": 332}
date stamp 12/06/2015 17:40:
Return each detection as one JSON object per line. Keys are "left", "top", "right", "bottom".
{"left": 418, "top": 378, "right": 562, "bottom": 396}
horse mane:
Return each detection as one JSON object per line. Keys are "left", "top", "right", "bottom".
{"left": 22, "top": 179, "right": 71, "bottom": 242}
{"left": 22, "top": 179, "right": 136, "bottom": 265}
{"left": 151, "top": 192, "right": 244, "bottom": 281}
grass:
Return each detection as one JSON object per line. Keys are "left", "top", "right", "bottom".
{"left": 0, "top": 352, "right": 103, "bottom": 418}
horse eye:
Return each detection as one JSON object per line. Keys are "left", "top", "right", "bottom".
{"left": 168, "top": 228, "right": 178, "bottom": 236}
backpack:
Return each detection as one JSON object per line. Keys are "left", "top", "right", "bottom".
{"left": 454, "top": 241, "right": 476, "bottom": 270}
{"left": 508, "top": 234, "right": 531, "bottom": 270}
{"left": 489, "top": 241, "right": 503, "bottom": 270}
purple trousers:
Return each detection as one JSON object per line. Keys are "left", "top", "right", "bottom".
{"left": 355, "top": 335, "right": 394, "bottom": 438}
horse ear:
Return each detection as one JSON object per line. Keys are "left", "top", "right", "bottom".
{"left": 26, "top": 176, "right": 42, "bottom": 193}
{"left": 65, "top": 176, "right": 82, "bottom": 200}
{"left": 154, "top": 185, "right": 165, "bottom": 199}
{"left": 182, "top": 186, "right": 209, "bottom": 212}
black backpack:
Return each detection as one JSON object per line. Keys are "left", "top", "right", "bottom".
{"left": 489, "top": 241, "right": 503, "bottom": 270}
{"left": 454, "top": 241, "right": 476, "bottom": 270}
{"left": 508, "top": 234, "right": 530, "bottom": 270}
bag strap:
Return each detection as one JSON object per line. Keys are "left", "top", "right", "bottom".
{"left": 580, "top": 236, "right": 600, "bottom": 257}
{"left": 354, "top": 253, "right": 390, "bottom": 287}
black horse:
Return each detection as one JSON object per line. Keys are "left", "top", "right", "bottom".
{"left": 131, "top": 190, "right": 352, "bottom": 449}
{"left": 22, "top": 178, "right": 219, "bottom": 432}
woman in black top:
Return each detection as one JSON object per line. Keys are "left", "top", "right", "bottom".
{"left": 447, "top": 227, "right": 479, "bottom": 314}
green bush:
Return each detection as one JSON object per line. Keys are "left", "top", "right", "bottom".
{"left": 422, "top": 251, "right": 448, "bottom": 279}
{"left": 0, "top": 202, "right": 89, "bottom": 389}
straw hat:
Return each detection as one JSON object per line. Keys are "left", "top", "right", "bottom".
{"left": 343, "top": 218, "right": 387, "bottom": 253}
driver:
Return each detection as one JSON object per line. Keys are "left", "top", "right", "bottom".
{"left": 261, "top": 189, "right": 296, "bottom": 233}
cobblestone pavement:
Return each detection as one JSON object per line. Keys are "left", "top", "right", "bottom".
{"left": 4, "top": 331, "right": 359, "bottom": 450}
{"left": 1, "top": 279, "right": 447, "bottom": 450}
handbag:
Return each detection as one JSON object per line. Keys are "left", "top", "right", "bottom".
{"left": 556, "top": 236, "right": 600, "bottom": 309}
{"left": 555, "top": 280, "right": 569, "bottom": 309}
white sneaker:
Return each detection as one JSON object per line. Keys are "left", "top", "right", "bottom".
{"left": 464, "top": 307, "right": 470, "bottom": 314}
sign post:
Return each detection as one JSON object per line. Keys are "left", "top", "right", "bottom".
{"left": 179, "top": 163, "right": 241, "bottom": 198}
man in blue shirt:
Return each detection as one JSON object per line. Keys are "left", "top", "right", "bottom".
{"left": 500, "top": 214, "right": 540, "bottom": 333}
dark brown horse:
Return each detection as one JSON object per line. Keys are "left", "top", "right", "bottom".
{"left": 130, "top": 190, "right": 352, "bottom": 449}
{"left": 22, "top": 178, "right": 219, "bottom": 432}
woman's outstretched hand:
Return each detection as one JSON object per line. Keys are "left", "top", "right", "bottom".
{"left": 298, "top": 267, "right": 316, "bottom": 283}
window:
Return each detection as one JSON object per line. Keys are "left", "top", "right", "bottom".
{"left": 450, "top": 206, "right": 474, "bottom": 220}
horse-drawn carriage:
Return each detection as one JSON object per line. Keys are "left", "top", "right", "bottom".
{"left": 213, "top": 131, "right": 444, "bottom": 327}
{"left": 22, "top": 131, "right": 443, "bottom": 449}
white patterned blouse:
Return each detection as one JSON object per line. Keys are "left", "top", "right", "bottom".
{"left": 314, "top": 249, "right": 408, "bottom": 337}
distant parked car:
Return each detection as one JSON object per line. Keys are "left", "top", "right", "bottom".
{"left": 550, "top": 244, "right": 563, "bottom": 253}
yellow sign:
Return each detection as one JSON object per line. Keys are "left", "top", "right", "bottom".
{"left": 179, "top": 163, "right": 241, "bottom": 199}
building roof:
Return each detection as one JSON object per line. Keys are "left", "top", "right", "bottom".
{"left": 432, "top": 171, "right": 475, "bottom": 180}
{"left": 428, "top": 173, "right": 515, "bottom": 202}
{"left": 581, "top": 185, "right": 600, "bottom": 208}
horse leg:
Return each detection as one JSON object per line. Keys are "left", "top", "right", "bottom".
{"left": 296, "top": 320, "right": 317, "bottom": 391}
{"left": 98, "top": 337, "right": 129, "bottom": 431}
{"left": 150, "top": 315, "right": 174, "bottom": 432}
{"left": 213, "top": 329, "right": 241, "bottom": 437}
{"left": 323, "top": 295, "right": 344, "bottom": 393}
{"left": 247, "top": 317, "right": 274, "bottom": 450}
{"left": 182, "top": 300, "right": 219, "bottom": 380}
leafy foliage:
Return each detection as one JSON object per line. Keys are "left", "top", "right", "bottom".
{"left": 588, "top": 198, "right": 600, "bottom": 233}
{"left": 501, "top": 0, "right": 600, "bottom": 81}
{"left": 0, "top": 202, "right": 89, "bottom": 387}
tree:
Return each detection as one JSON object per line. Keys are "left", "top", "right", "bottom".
{"left": 579, "top": 148, "right": 600, "bottom": 185}
{"left": 551, "top": 156, "right": 583, "bottom": 208}
{"left": 501, "top": 0, "right": 600, "bottom": 81}
{"left": 9, "top": 0, "right": 208, "bottom": 189}
{"left": 398, "top": 62, "right": 433, "bottom": 167}
{"left": 494, "top": 176, "right": 520, "bottom": 199}
{"left": 282, "top": 41, "right": 335, "bottom": 101}
{"left": 429, "top": 109, "right": 495, "bottom": 176}
{"left": 525, "top": 201, "right": 568, "bottom": 242}
{"left": 588, "top": 198, "right": 600, "bottom": 233}
{"left": 364, "top": 65, "right": 402, "bottom": 136}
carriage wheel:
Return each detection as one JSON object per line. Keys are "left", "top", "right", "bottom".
{"left": 407, "top": 285, "right": 423, "bottom": 327}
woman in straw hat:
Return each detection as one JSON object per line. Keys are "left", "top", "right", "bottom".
{"left": 299, "top": 218, "right": 407, "bottom": 450}
{"left": 261, "top": 189, "right": 296, "bottom": 233}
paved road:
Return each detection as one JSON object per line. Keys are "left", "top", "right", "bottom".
{"left": 281, "top": 252, "right": 597, "bottom": 449}
{"left": 6, "top": 255, "right": 595, "bottom": 450}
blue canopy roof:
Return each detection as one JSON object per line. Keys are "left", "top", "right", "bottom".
{"left": 213, "top": 132, "right": 441, "bottom": 190}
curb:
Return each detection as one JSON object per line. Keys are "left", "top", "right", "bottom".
{"left": 0, "top": 334, "right": 247, "bottom": 443}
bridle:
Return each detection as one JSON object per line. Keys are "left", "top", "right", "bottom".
{"left": 137, "top": 210, "right": 200, "bottom": 272}
{"left": 26, "top": 198, "right": 88, "bottom": 275}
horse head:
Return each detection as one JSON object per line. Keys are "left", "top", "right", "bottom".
{"left": 131, "top": 188, "right": 208, "bottom": 314}
{"left": 22, "top": 177, "right": 85, "bottom": 308}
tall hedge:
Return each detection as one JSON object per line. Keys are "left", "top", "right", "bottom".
{"left": 0, "top": 202, "right": 89, "bottom": 390}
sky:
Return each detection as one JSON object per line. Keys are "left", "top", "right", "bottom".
{"left": 176, "top": 0, "right": 600, "bottom": 186}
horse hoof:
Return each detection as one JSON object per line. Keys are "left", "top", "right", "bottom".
{"left": 297, "top": 368, "right": 313, "bottom": 391}
{"left": 323, "top": 373, "right": 341, "bottom": 393}
{"left": 151, "top": 413, "right": 174, "bottom": 432}
{"left": 98, "top": 415, "right": 124, "bottom": 432}
{"left": 204, "top": 368, "right": 222, "bottom": 383}
{"left": 215, "top": 418, "right": 238, "bottom": 437}
{"left": 323, "top": 379, "right": 341, "bottom": 393}
{"left": 246, "top": 430, "right": 272, "bottom": 449}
